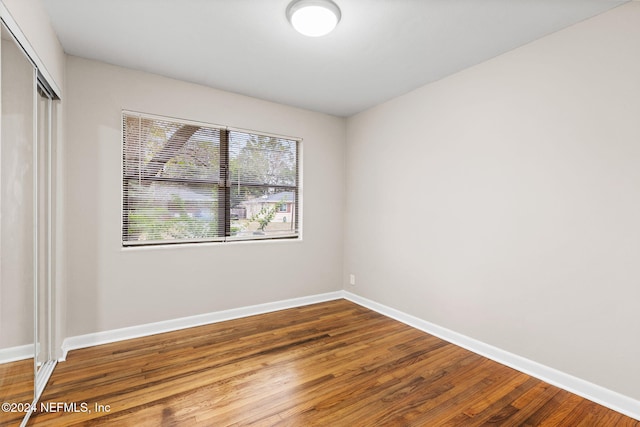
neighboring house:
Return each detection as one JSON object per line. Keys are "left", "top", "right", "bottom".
{"left": 129, "top": 182, "right": 216, "bottom": 219}
{"left": 241, "top": 191, "right": 295, "bottom": 223}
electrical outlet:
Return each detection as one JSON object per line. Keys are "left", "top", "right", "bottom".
{"left": 349, "top": 274, "right": 356, "bottom": 286}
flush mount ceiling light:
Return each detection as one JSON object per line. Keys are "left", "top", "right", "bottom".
{"left": 286, "top": 0, "right": 341, "bottom": 37}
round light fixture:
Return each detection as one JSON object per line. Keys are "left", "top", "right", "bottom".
{"left": 286, "top": 0, "right": 341, "bottom": 37}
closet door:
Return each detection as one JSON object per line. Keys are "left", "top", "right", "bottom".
{"left": 35, "top": 82, "right": 56, "bottom": 397}
{"left": 0, "top": 23, "right": 36, "bottom": 425}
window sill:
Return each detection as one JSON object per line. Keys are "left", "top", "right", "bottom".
{"left": 121, "top": 235, "right": 303, "bottom": 251}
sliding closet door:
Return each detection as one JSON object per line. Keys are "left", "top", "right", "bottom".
{"left": 0, "top": 23, "right": 36, "bottom": 425}
{"left": 35, "top": 83, "right": 55, "bottom": 393}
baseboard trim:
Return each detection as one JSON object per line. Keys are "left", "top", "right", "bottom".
{"left": 343, "top": 291, "right": 640, "bottom": 421}
{"left": 58, "top": 289, "right": 639, "bottom": 421}
{"left": 60, "top": 291, "right": 343, "bottom": 361}
{"left": 0, "top": 344, "right": 32, "bottom": 364}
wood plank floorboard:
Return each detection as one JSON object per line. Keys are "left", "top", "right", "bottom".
{"left": 0, "top": 359, "right": 34, "bottom": 427}
{"left": 12, "top": 299, "right": 637, "bottom": 426}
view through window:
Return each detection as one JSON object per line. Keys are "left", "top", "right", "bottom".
{"left": 122, "top": 112, "right": 299, "bottom": 245}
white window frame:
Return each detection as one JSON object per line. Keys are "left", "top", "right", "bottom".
{"left": 121, "top": 110, "right": 301, "bottom": 247}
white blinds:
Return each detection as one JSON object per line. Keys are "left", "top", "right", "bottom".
{"left": 227, "top": 130, "right": 299, "bottom": 240}
{"left": 122, "top": 112, "right": 299, "bottom": 245}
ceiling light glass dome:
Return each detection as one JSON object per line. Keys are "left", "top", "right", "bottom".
{"left": 286, "top": 0, "right": 341, "bottom": 37}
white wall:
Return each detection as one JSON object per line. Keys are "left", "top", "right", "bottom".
{"left": 0, "top": 0, "right": 64, "bottom": 93}
{"left": 345, "top": 2, "right": 640, "bottom": 401}
{"left": 64, "top": 56, "right": 346, "bottom": 337}
{"left": 0, "top": 0, "right": 66, "bottom": 360}
{"left": 1, "top": 38, "right": 35, "bottom": 350}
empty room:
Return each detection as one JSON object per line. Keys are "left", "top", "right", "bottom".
{"left": 1, "top": 0, "right": 639, "bottom": 425}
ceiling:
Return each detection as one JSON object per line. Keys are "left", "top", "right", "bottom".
{"left": 41, "top": 0, "right": 626, "bottom": 117}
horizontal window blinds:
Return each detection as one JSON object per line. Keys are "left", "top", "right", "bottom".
{"left": 122, "top": 112, "right": 299, "bottom": 246}
{"left": 227, "top": 130, "right": 299, "bottom": 241}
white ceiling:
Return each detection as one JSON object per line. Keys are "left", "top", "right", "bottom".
{"left": 41, "top": 0, "right": 626, "bottom": 117}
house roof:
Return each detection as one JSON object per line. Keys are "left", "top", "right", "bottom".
{"left": 130, "top": 183, "right": 215, "bottom": 204}
{"left": 242, "top": 191, "right": 295, "bottom": 205}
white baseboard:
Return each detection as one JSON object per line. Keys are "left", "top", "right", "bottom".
{"left": 60, "top": 291, "right": 343, "bottom": 361}
{"left": 58, "top": 289, "right": 639, "bottom": 421}
{"left": 343, "top": 291, "right": 640, "bottom": 422}
{"left": 0, "top": 344, "right": 32, "bottom": 364}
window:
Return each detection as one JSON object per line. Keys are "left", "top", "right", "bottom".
{"left": 122, "top": 112, "right": 299, "bottom": 246}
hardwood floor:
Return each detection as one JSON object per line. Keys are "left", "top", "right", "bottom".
{"left": 0, "top": 359, "right": 34, "bottom": 426}
{"left": 17, "top": 299, "right": 638, "bottom": 426}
